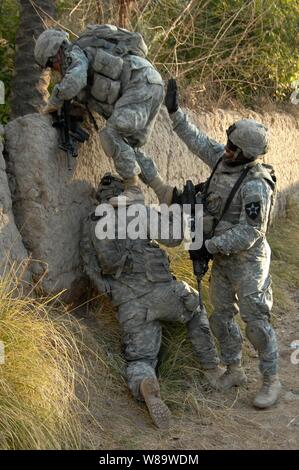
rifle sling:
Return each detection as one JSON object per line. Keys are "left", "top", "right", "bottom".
{"left": 212, "top": 164, "right": 251, "bottom": 232}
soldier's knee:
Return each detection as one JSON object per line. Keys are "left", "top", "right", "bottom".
{"left": 245, "top": 320, "right": 275, "bottom": 352}
{"left": 240, "top": 285, "right": 273, "bottom": 321}
{"left": 99, "top": 127, "right": 121, "bottom": 159}
{"left": 111, "top": 107, "right": 148, "bottom": 135}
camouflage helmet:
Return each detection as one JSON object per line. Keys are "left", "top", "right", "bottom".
{"left": 34, "top": 29, "right": 70, "bottom": 68}
{"left": 227, "top": 119, "right": 269, "bottom": 160}
{"left": 96, "top": 173, "right": 124, "bottom": 202}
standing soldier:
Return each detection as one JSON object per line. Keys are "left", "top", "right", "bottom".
{"left": 136, "top": 79, "right": 281, "bottom": 409}
{"left": 34, "top": 25, "right": 164, "bottom": 206}
{"left": 80, "top": 173, "right": 222, "bottom": 429}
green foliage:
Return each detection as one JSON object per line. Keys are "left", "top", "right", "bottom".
{"left": 137, "top": 0, "right": 299, "bottom": 105}
{"left": 0, "top": 0, "right": 19, "bottom": 124}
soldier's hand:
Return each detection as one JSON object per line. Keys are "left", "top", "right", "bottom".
{"left": 190, "top": 243, "right": 212, "bottom": 262}
{"left": 164, "top": 78, "right": 179, "bottom": 114}
{"left": 205, "top": 239, "right": 219, "bottom": 255}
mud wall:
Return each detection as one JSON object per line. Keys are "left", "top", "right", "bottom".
{"left": 3, "top": 105, "right": 299, "bottom": 299}
{"left": 0, "top": 124, "right": 30, "bottom": 280}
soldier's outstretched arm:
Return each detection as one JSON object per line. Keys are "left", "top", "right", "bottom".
{"left": 205, "top": 179, "right": 272, "bottom": 255}
{"left": 48, "top": 46, "right": 89, "bottom": 109}
{"left": 165, "top": 79, "right": 224, "bottom": 169}
{"left": 136, "top": 149, "right": 175, "bottom": 205}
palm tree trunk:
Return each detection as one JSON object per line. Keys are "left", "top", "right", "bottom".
{"left": 10, "top": 0, "right": 56, "bottom": 119}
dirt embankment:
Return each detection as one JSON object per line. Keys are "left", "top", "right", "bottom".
{"left": 2, "top": 105, "right": 299, "bottom": 298}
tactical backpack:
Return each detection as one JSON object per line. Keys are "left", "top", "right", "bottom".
{"left": 73, "top": 24, "right": 151, "bottom": 117}
{"left": 74, "top": 24, "right": 148, "bottom": 58}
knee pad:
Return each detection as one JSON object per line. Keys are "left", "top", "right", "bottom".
{"left": 99, "top": 128, "right": 121, "bottom": 159}
{"left": 245, "top": 320, "right": 272, "bottom": 351}
{"left": 110, "top": 107, "right": 148, "bottom": 136}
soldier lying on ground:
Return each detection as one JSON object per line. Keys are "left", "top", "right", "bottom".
{"left": 136, "top": 79, "right": 281, "bottom": 409}
{"left": 80, "top": 173, "right": 222, "bottom": 429}
{"left": 34, "top": 25, "right": 164, "bottom": 206}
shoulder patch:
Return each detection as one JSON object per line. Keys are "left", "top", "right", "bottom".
{"left": 245, "top": 201, "right": 261, "bottom": 220}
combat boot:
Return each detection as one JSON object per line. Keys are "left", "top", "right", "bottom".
{"left": 109, "top": 176, "right": 144, "bottom": 206}
{"left": 202, "top": 365, "right": 226, "bottom": 388}
{"left": 253, "top": 374, "right": 282, "bottom": 409}
{"left": 216, "top": 363, "right": 247, "bottom": 390}
{"left": 140, "top": 377, "right": 171, "bottom": 429}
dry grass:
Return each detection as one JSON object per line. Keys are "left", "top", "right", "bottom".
{"left": 268, "top": 198, "right": 299, "bottom": 318}
{"left": 0, "top": 267, "right": 93, "bottom": 450}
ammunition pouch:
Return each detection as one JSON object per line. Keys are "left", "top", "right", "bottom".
{"left": 92, "top": 48, "right": 124, "bottom": 80}
{"left": 91, "top": 74, "right": 121, "bottom": 105}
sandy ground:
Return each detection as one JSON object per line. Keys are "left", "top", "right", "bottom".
{"left": 77, "top": 289, "right": 299, "bottom": 450}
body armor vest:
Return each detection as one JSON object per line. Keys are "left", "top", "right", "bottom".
{"left": 71, "top": 25, "right": 162, "bottom": 119}
{"left": 198, "top": 159, "right": 276, "bottom": 237}
{"left": 89, "top": 212, "right": 173, "bottom": 283}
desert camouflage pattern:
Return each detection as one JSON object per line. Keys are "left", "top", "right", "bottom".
{"left": 80, "top": 198, "right": 219, "bottom": 400}
{"left": 169, "top": 108, "right": 278, "bottom": 376}
{"left": 47, "top": 37, "right": 164, "bottom": 179}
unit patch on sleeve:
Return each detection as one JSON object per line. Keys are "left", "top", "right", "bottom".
{"left": 245, "top": 201, "right": 261, "bottom": 220}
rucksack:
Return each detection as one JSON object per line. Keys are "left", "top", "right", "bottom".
{"left": 74, "top": 24, "right": 148, "bottom": 58}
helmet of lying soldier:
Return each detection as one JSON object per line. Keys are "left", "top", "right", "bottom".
{"left": 34, "top": 29, "right": 70, "bottom": 68}
{"left": 95, "top": 173, "right": 125, "bottom": 202}
{"left": 226, "top": 119, "right": 268, "bottom": 160}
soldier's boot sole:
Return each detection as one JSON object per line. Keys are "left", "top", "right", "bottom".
{"left": 140, "top": 378, "right": 171, "bottom": 429}
{"left": 216, "top": 367, "right": 248, "bottom": 391}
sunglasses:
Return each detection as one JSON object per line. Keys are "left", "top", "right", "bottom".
{"left": 226, "top": 139, "right": 239, "bottom": 152}
{"left": 226, "top": 124, "right": 239, "bottom": 152}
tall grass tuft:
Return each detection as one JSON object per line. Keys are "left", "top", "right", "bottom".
{"left": 0, "top": 269, "right": 87, "bottom": 450}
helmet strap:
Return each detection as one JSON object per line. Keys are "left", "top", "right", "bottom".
{"left": 226, "top": 149, "right": 254, "bottom": 167}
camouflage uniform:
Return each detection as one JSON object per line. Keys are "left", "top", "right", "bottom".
{"left": 45, "top": 31, "right": 164, "bottom": 179}
{"left": 137, "top": 108, "right": 278, "bottom": 377}
{"left": 80, "top": 194, "right": 219, "bottom": 400}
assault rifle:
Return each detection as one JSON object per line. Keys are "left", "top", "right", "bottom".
{"left": 181, "top": 180, "right": 212, "bottom": 312}
{"left": 52, "top": 101, "right": 89, "bottom": 170}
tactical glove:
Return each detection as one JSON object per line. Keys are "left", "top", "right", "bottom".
{"left": 205, "top": 238, "right": 219, "bottom": 255}
{"left": 164, "top": 78, "right": 179, "bottom": 114}
{"left": 189, "top": 243, "right": 212, "bottom": 263}
{"left": 189, "top": 243, "right": 212, "bottom": 278}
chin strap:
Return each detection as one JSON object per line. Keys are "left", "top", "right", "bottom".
{"left": 226, "top": 150, "right": 255, "bottom": 166}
